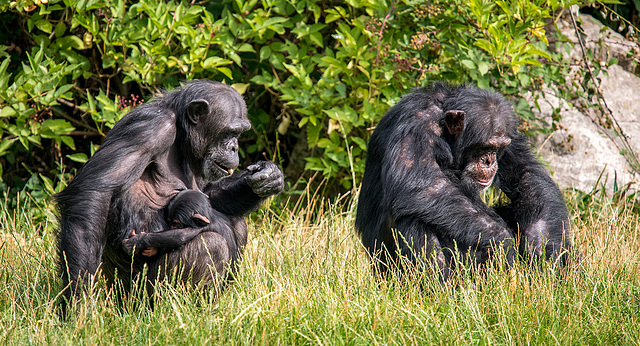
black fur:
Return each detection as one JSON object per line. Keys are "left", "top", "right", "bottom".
{"left": 121, "top": 190, "right": 240, "bottom": 266}
{"left": 355, "top": 83, "right": 571, "bottom": 277}
{"left": 55, "top": 80, "right": 284, "bottom": 314}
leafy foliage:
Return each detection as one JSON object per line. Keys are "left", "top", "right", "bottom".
{"left": 0, "top": 0, "right": 581, "bottom": 198}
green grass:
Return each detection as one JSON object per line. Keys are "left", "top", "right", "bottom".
{"left": 0, "top": 191, "right": 639, "bottom": 345}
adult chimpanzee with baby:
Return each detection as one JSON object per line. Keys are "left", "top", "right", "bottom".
{"left": 55, "top": 80, "right": 284, "bottom": 313}
{"left": 355, "top": 82, "right": 571, "bottom": 278}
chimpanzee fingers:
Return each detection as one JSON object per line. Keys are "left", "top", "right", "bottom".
{"left": 252, "top": 178, "right": 285, "bottom": 197}
{"left": 246, "top": 161, "right": 264, "bottom": 173}
{"left": 246, "top": 163, "right": 261, "bottom": 172}
{"left": 122, "top": 239, "right": 137, "bottom": 256}
{"left": 247, "top": 160, "right": 278, "bottom": 171}
{"left": 245, "top": 170, "right": 276, "bottom": 187}
{"left": 246, "top": 171, "right": 272, "bottom": 184}
{"left": 244, "top": 161, "right": 283, "bottom": 197}
{"left": 247, "top": 160, "right": 280, "bottom": 173}
{"left": 247, "top": 176, "right": 284, "bottom": 196}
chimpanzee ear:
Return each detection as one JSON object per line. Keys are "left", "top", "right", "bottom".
{"left": 444, "top": 110, "right": 465, "bottom": 140}
{"left": 192, "top": 213, "right": 211, "bottom": 226}
{"left": 186, "top": 99, "right": 210, "bottom": 125}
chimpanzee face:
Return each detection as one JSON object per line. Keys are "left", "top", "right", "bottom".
{"left": 185, "top": 84, "right": 251, "bottom": 182}
{"left": 460, "top": 136, "right": 510, "bottom": 192}
{"left": 201, "top": 125, "right": 248, "bottom": 182}
{"left": 444, "top": 103, "right": 513, "bottom": 193}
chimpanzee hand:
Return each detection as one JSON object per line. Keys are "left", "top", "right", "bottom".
{"left": 122, "top": 229, "right": 142, "bottom": 256}
{"left": 471, "top": 236, "right": 516, "bottom": 268}
{"left": 122, "top": 230, "right": 158, "bottom": 257}
{"left": 245, "top": 161, "right": 284, "bottom": 197}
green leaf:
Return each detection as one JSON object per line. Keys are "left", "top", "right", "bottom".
{"left": 203, "top": 56, "right": 231, "bottom": 69}
{"left": 61, "top": 135, "right": 76, "bottom": 150}
{"left": 309, "top": 32, "right": 323, "bottom": 47}
{"left": 35, "top": 19, "right": 53, "bottom": 34}
{"left": 0, "top": 138, "right": 17, "bottom": 156}
{"left": 41, "top": 119, "right": 75, "bottom": 135}
{"left": 217, "top": 67, "right": 233, "bottom": 79}
{"left": 477, "top": 61, "right": 490, "bottom": 75}
{"left": 39, "top": 173, "right": 56, "bottom": 194}
{"left": 475, "top": 39, "right": 495, "bottom": 55}
{"left": 66, "top": 153, "right": 88, "bottom": 163}
{"left": 237, "top": 43, "right": 255, "bottom": 53}
{"left": 54, "top": 22, "right": 67, "bottom": 38}
{"left": 307, "top": 121, "right": 322, "bottom": 147}
{"left": 263, "top": 17, "right": 288, "bottom": 27}
{"left": 86, "top": 91, "right": 97, "bottom": 115}
{"left": 55, "top": 84, "right": 74, "bottom": 98}
{"left": 0, "top": 106, "right": 17, "bottom": 117}
{"left": 231, "top": 83, "right": 249, "bottom": 95}
{"left": 523, "top": 44, "right": 551, "bottom": 59}
{"left": 461, "top": 60, "right": 476, "bottom": 69}
{"left": 56, "top": 35, "right": 87, "bottom": 50}
{"left": 270, "top": 42, "right": 286, "bottom": 52}
{"left": 259, "top": 46, "right": 271, "bottom": 61}
{"left": 174, "top": 26, "right": 190, "bottom": 35}
{"left": 351, "top": 137, "right": 367, "bottom": 150}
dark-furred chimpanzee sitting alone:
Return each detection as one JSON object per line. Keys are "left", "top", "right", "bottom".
{"left": 355, "top": 83, "right": 571, "bottom": 278}
{"left": 55, "top": 80, "right": 284, "bottom": 313}
{"left": 121, "top": 189, "right": 239, "bottom": 268}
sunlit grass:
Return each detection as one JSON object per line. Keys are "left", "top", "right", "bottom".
{"left": 0, "top": 190, "right": 638, "bottom": 344}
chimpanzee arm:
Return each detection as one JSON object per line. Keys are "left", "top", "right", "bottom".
{"left": 204, "top": 161, "right": 284, "bottom": 216}
{"left": 55, "top": 106, "right": 177, "bottom": 301}
{"left": 122, "top": 227, "right": 210, "bottom": 255}
{"left": 122, "top": 210, "right": 238, "bottom": 258}
{"left": 496, "top": 134, "right": 571, "bottom": 261}
{"left": 382, "top": 134, "right": 515, "bottom": 264}
{"left": 63, "top": 107, "right": 177, "bottom": 192}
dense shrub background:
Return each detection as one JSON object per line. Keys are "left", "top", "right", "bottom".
{"left": 0, "top": 0, "right": 590, "bottom": 202}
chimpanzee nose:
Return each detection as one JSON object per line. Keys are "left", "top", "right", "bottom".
{"left": 481, "top": 152, "right": 496, "bottom": 167}
{"left": 228, "top": 138, "right": 238, "bottom": 153}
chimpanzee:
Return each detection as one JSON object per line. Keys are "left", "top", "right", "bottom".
{"left": 355, "top": 83, "right": 571, "bottom": 278}
{"left": 121, "top": 189, "right": 238, "bottom": 268}
{"left": 55, "top": 80, "right": 284, "bottom": 312}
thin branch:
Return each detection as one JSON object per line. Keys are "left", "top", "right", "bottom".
{"left": 375, "top": 1, "right": 396, "bottom": 65}
{"left": 68, "top": 130, "right": 101, "bottom": 137}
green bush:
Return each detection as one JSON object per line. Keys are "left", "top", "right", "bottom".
{"left": 0, "top": 0, "right": 580, "bottom": 200}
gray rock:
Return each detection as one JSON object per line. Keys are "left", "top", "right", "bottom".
{"left": 556, "top": 13, "right": 639, "bottom": 73}
{"left": 599, "top": 64, "right": 640, "bottom": 151}
{"left": 532, "top": 14, "right": 640, "bottom": 194}
{"left": 533, "top": 89, "right": 637, "bottom": 194}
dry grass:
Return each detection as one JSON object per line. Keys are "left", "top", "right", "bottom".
{"left": 0, "top": 190, "right": 639, "bottom": 344}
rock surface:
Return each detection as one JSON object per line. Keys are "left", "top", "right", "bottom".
{"left": 533, "top": 13, "right": 639, "bottom": 194}
{"left": 556, "top": 13, "right": 639, "bottom": 73}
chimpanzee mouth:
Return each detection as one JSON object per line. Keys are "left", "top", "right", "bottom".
{"left": 477, "top": 178, "right": 493, "bottom": 188}
{"left": 212, "top": 161, "right": 235, "bottom": 176}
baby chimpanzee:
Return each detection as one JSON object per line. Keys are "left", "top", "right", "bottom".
{"left": 122, "top": 190, "right": 238, "bottom": 261}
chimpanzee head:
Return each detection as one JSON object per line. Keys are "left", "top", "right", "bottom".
{"left": 166, "top": 190, "right": 213, "bottom": 228}
{"left": 171, "top": 81, "right": 251, "bottom": 182}
{"left": 442, "top": 87, "right": 516, "bottom": 193}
